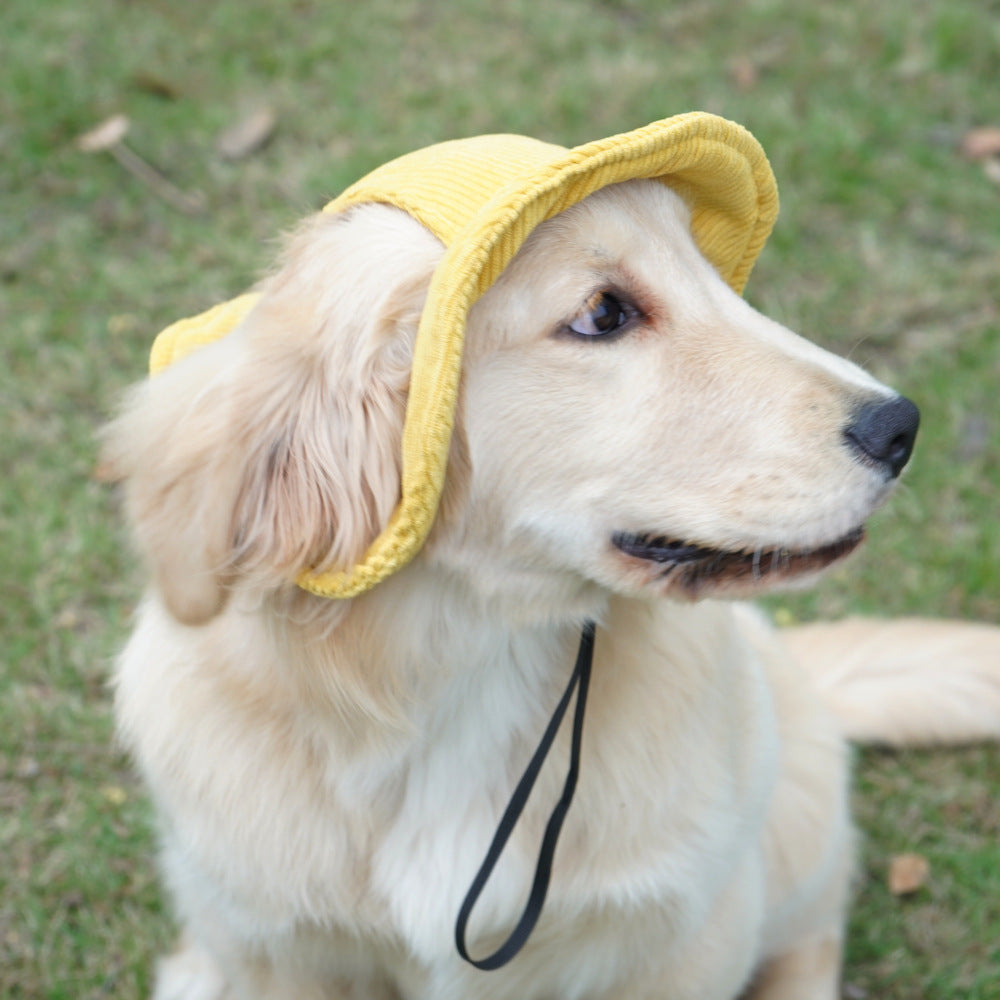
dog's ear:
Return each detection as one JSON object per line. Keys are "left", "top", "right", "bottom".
{"left": 102, "top": 207, "right": 442, "bottom": 624}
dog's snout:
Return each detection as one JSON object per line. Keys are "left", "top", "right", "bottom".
{"left": 844, "top": 395, "right": 920, "bottom": 478}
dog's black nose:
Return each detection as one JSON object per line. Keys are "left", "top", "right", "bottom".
{"left": 844, "top": 395, "right": 920, "bottom": 478}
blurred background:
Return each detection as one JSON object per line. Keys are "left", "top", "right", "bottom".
{"left": 3, "top": 1, "right": 998, "bottom": 996}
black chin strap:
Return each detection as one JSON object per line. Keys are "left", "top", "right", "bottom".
{"left": 455, "top": 620, "right": 596, "bottom": 970}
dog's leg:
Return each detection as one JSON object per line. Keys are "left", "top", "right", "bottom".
{"left": 151, "top": 931, "right": 352, "bottom": 1000}
{"left": 154, "top": 929, "right": 404, "bottom": 1000}
{"left": 152, "top": 933, "right": 232, "bottom": 1000}
{"left": 730, "top": 607, "right": 854, "bottom": 1000}
{"left": 743, "top": 935, "right": 842, "bottom": 1000}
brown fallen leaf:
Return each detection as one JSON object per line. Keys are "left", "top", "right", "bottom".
{"left": 960, "top": 126, "right": 1000, "bottom": 161}
{"left": 217, "top": 108, "right": 278, "bottom": 161}
{"left": 729, "top": 57, "right": 758, "bottom": 92}
{"left": 888, "top": 852, "right": 930, "bottom": 895}
{"left": 76, "top": 113, "right": 130, "bottom": 153}
{"left": 132, "top": 70, "right": 181, "bottom": 100}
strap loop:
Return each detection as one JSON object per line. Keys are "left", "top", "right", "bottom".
{"left": 455, "top": 621, "right": 596, "bottom": 970}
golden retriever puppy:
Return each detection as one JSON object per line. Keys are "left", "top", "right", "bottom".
{"left": 104, "top": 180, "right": 1000, "bottom": 1000}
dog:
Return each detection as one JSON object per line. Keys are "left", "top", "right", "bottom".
{"left": 103, "top": 176, "right": 1000, "bottom": 999}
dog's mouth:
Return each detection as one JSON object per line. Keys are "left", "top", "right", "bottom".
{"left": 612, "top": 526, "right": 866, "bottom": 596}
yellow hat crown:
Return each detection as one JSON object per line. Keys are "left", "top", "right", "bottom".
{"left": 149, "top": 113, "right": 778, "bottom": 598}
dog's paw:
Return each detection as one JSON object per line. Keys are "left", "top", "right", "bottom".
{"left": 152, "top": 938, "right": 231, "bottom": 1000}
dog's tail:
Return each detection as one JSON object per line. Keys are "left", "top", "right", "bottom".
{"left": 781, "top": 617, "right": 1000, "bottom": 747}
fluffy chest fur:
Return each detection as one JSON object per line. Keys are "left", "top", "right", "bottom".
{"left": 116, "top": 588, "right": 778, "bottom": 997}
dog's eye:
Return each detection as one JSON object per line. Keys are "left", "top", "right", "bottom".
{"left": 567, "top": 292, "right": 634, "bottom": 339}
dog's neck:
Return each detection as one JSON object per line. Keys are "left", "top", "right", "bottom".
{"left": 256, "top": 559, "right": 602, "bottom": 757}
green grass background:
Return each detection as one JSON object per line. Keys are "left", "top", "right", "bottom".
{"left": 2, "top": 1, "right": 999, "bottom": 997}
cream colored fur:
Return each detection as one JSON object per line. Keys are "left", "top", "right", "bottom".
{"left": 103, "top": 181, "right": 1000, "bottom": 1000}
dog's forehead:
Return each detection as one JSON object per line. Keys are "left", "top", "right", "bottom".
{"left": 548, "top": 182, "right": 693, "bottom": 255}
{"left": 578, "top": 179, "right": 693, "bottom": 226}
{"left": 502, "top": 180, "right": 706, "bottom": 285}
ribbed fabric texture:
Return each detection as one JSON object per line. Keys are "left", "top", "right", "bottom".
{"left": 147, "top": 113, "right": 779, "bottom": 598}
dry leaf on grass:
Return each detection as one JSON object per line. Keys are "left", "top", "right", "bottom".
{"left": 729, "top": 57, "right": 758, "bottom": 92}
{"left": 217, "top": 108, "right": 278, "bottom": 161}
{"left": 132, "top": 71, "right": 181, "bottom": 100}
{"left": 960, "top": 126, "right": 1000, "bottom": 161}
{"left": 888, "top": 852, "right": 930, "bottom": 895}
{"left": 76, "top": 114, "right": 131, "bottom": 153}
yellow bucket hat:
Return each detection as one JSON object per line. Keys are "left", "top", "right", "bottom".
{"left": 150, "top": 112, "right": 778, "bottom": 599}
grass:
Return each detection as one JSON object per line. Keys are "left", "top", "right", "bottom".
{"left": 2, "top": 0, "right": 998, "bottom": 996}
